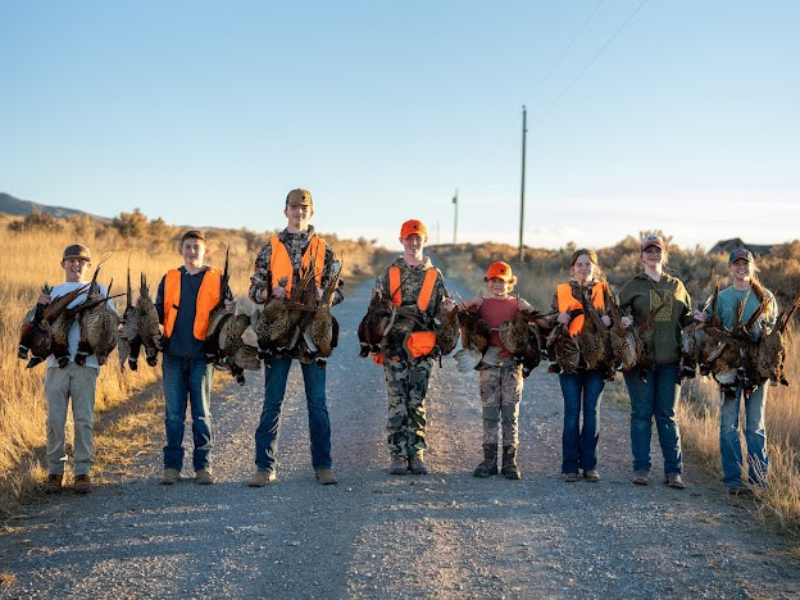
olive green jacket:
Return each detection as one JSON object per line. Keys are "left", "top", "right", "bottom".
{"left": 619, "top": 272, "right": 692, "bottom": 365}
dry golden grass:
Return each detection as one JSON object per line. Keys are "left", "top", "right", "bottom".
{"left": 677, "top": 336, "right": 800, "bottom": 536}
{"left": 0, "top": 212, "right": 387, "bottom": 516}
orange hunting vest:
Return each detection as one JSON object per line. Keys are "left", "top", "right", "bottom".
{"left": 163, "top": 268, "right": 222, "bottom": 340}
{"left": 386, "top": 266, "right": 440, "bottom": 360}
{"left": 269, "top": 236, "right": 326, "bottom": 298}
{"left": 557, "top": 282, "right": 609, "bottom": 337}
{"left": 388, "top": 266, "right": 439, "bottom": 311}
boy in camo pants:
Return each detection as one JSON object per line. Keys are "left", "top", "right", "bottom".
{"left": 460, "top": 261, "right": 534, "bottom": 480}
{"left": 373, "top": 219, "right": 455, "bottom": 475}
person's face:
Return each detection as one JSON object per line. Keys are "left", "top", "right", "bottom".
{"left": 180, "top": 238, "right": 207, "bottom": 269}
{"left": 571, "top": 254, "right": 595, "bottom": 283}
{"left": 730, "top": 258, "right": 753, "bottom": 282}
{"left": 487, "top": 277, "right": 511, "bottom": 297}
{"left": 284, "top": 203, "right": 313, "bottom": 230}
{"left": 641, "top": 246, "right": 664, "bottom": 269}
{"left": 62, "top": 258, "right": 91, "bottom": 283}
{"left": 401, "top": 234, "right": 425, "bottom": 257}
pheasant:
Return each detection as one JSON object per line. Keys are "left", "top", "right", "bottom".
{"left": 203, "top": 247, "right": 233, "bottom": 362}
{"left": 434, "top": 301, "right": 460, "bottom": 357}
{"left": 607, "top": 296, "right": 639, "bottom": 374}
{"left": 577, "top": 291, "right": 614, "bottom": 374}
{"left": 453, "top": 307, "right": 492, "bottom": 373}
{"left": 77, "top": 262, "right": 120, "bottom": 366}
{"left": 19, "top": 284, "right": 88, "bottom": 368}
{"left": 214, "top": 312, "right": 262, "bottom": 385}
{"left": 306, "top": 257, "right": 343, "bottom": 364}
{"left": 498, "top": 308, "right": 551, "bottom": 378}
{"left": 357, "top": 292, "right": 396, "bottom": 357}
{"left": 756, "top": 292, "right": 800, "bottom": 387}
{"left": 136, "top": 274, "right": 162, "bottom": 368}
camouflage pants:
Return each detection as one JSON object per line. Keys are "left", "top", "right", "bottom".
{"left": 478, "top": 362, "right": 522, "bottom": 446}
{"left": 384, "top": 357, "right": 433, "bottom": 457}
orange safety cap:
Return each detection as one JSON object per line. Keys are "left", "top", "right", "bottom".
{"left": 485, "top": 261, "right": 513, "bottom": 282}
{"left": 400, "top": 219, "right": 427, "bottom": 240}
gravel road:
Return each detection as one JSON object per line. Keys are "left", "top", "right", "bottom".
{"left": 2, "top": 278, "right": 800, "bottom": 599}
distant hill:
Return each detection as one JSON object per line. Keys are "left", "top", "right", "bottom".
{"left": 0, "top": 192, "right": 108, "bottom": 221}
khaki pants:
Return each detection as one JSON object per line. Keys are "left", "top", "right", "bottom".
{"left": 44, "top": 362, "right": 99, "bottom": 476}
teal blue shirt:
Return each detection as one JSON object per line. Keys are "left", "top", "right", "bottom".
{"left": 704, "top": 285, "right": 778, "bottom": 341}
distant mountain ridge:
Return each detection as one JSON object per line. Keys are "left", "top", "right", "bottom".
{"left": 0, "top": 192, "right": 108, "bottom": 221}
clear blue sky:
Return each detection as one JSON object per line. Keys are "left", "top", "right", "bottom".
{"left": 2, "top": 1, "right": 798, "bottom": 251}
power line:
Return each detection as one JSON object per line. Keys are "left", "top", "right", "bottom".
{"left": 522, "top": 0, "right": 606, "bottom": 107}
{"left": 536, "top": 0, "right": 651, "bottom": 121}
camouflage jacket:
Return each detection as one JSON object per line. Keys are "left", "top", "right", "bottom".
{"left": 375, "top": 256, "right": 448, "bottom": 358}
{"left": 248, "top": 226, "right": 343, "bottom": 306}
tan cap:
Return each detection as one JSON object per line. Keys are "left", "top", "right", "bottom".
{"left": 62, "top": 244, "right": 91, "bottom": 261}
{"left": 286, "top": 188, "right": 313, "bottom": 207}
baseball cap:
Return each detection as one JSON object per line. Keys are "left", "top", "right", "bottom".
{"left": 181, "top": 230, "right": 207, "bottom": 244}
{"left": 286, "top": 188, "right": 313, "bottom": 207}
{"left": 400, "top": 219, "right": 427, "bottom": 239}
{"left": 729, "top": 248, "right": 754, "bottom": 264}
{"left": 62, "top": 244, "right": 91, "bottom": 261}
{"left": 485, "top": 261, "right": 513, "bottom": 282}
{"left": 641, "top": 235, "right": 665, "bottom": 252}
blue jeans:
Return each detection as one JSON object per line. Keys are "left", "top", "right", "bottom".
{"left": 559, "top": 369, "right": 604, "bottom": 473}
{"left": 254, "top": 357, "right": 332, "bottom": 472}
{"left": 624, "top": 364, "right": 683, "bottom": 475}
{"left": 720, "top": 383, "right": 768, "bottom": 487}
{"left": 162, "top": 354, "right": 214, "bottom": 472}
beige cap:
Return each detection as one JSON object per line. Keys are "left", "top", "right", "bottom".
{"left": 286, "top": 188, "right": 313, "bottom": 207}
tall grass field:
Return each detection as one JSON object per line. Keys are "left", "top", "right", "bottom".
{"left": 0, "top": 211, "right": 385, "bottom": 516}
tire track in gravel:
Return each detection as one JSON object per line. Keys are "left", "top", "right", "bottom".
{"left": 2, "top": 278, "right": 800, "bottom": 599}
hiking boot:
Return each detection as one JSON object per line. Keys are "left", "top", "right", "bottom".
{"left": 583, "top": 470, "right": 600, "bottom": 482}
{"left": 248, "top": 471, "right": 277, "bottom": 487}
{"left": 633, "top": 471, "right": 649, "bottom": 485}
{"left": 74, "top": 474, "right": 91, "bottom": 495}
{"left": 409, "top": 454, "right": 428, "bottom": 475}
{"left": 564, "top": 472, "right": 579, "bottom": 483}
{"left": 665, "top": 474, "right": 686, "bottom": 490}
{"left": 389, "top": 456, "right": 409, "bottom": 475}
{"left": 161, "top": 468, "right": 180, "bottom": 485}
{"left": 315, "top": 468, "right": 338, "bottom": 485}
{"left": 44, "top": 473, "right": 63, "bottom": 494}
{"left": 501, "top": 445, "right": 521, "bottom": 480}
{"left": 195, "top": 469, "right": 214, "bottom": 485}
{"left": 473, "top": 444, "right": 498, "bottom": 478}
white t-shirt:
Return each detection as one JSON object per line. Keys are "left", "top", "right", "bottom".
{"left": 45, "top": 281, "right": 113, "bottom": 370}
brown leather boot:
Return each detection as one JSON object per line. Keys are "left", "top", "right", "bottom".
{"left": 501, "top": 445, "right": 521, "bottom": 480}
{"left": 473, "top": 444, "right": 498, "bottom": 478}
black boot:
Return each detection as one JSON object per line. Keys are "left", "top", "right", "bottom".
{"left": 473, "top": 444, "right": 498, "bottom": 478}
{"left": 501, "top": 445, "right": 521, "bottom": 480}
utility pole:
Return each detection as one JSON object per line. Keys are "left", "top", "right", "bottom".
{"left": 452, "top": 188, "right": 459, "bottom": 244}
{"left": 519, "top": 105, "right": 527, "bottom": 263}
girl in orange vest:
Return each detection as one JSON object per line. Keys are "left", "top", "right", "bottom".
{"left": 552, "top": 249, "right": 611, "bottom": 483}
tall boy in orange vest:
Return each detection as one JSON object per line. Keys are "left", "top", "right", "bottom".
{"left": 247, "top": 188, "right": 343, "bottom": 486}
{"left": 155, "top": 230, "right": 233, "bottom": 485}
{"left": 373, "top": 219, "right": 454, "bottom": 475}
